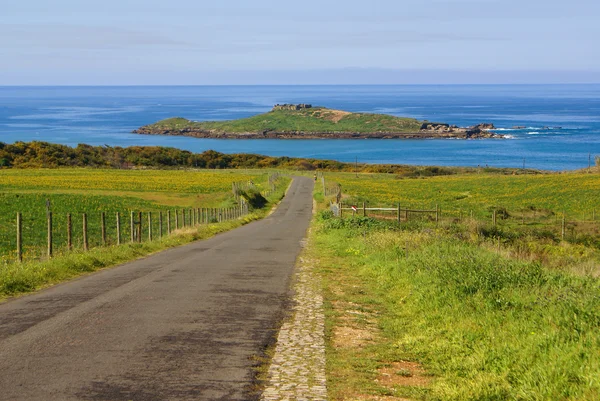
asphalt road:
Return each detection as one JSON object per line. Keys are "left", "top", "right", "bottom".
{"left": 0, "top": 176, "right": 314, "bottom": 401}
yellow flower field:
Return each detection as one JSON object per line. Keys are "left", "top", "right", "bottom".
{"left": 325, "top": 172, "right": 600, "bottom": 218}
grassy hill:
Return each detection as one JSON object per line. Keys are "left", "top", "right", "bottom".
{"left": 142, "top": 107, "right": 424, "bottom": 134}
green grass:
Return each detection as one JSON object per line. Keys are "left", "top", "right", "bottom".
{"left": 143, "top": 107, "right": 424, "bottom": 134}
{"left": 0, "top": 168, "right": 286, "bottom": 262}
{"left": 325, "top": 171, "right": 600, "bottom": 218}
{"left": 312, "top": 215, "right": 600, "bottom": 400}
{"left": 0, "top": 193, "right": 170, "bottom": 260}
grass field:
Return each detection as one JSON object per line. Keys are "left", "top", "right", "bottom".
{"left": 0, "top": 168, "right": 277, "bottom": 262}
{"left": 0, "top": 168, "right": 290, "bottom": 298}
{"left": 324, "top": 171, "right": 600, "bottom": 218}
{"left": 312, "top": 218, "right": 600, "bottom": 400}
{"left": 312, "top": 172, "right": 600, "bottom": 400}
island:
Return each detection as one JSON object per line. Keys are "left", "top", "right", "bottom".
{"left": 133, "top": 104, "right": 500, "bottom": 139}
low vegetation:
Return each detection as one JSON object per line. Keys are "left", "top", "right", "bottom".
{"left": 0, "top": 141, "right": 567, "bottom": 176}
{"left": 312, "top": 173, "right": 600, "bottom": 400}
{"left": 326, "top": 171, "right": 600, "bottom": 219}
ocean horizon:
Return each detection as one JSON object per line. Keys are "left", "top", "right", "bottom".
{"left": 1, "top": 84, "right": 599, "bottom": 171}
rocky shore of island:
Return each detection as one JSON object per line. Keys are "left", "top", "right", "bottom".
{"left": 133, "top": 122, "right": 500, "bottom": 140}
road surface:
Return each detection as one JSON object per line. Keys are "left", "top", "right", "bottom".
{"left": 0, "top": 176, "right": 314, "bottom": 401}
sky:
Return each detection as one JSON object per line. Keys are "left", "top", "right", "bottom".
{"left": 1, "top": 0, "right": 599, "bottom": 85}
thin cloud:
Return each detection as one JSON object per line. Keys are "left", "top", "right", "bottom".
{"left": 0, "top": 24, "right": 191, "bottom": 50}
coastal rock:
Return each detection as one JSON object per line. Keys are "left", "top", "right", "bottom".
{"left": 471, "top": 123, "right": 496, "bottom": 130}
{"left": 133, "top": 126, "right": 502, "bottom": 140}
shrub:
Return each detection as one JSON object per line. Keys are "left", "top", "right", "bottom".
{"left": 239, "top": 188, "right": 267, "bottom": 209}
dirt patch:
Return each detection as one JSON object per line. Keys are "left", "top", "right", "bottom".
{"left": 312, "top": 108, "right": 351, "bottom": 123}
{"left": 377, "top": 361, "right": 432, "bottom": 388}
{"left": 332, "top": 325, "right": 377, "bottom": 348}
{"left": 327, "top": 109, "right": 352, "bottom": 123}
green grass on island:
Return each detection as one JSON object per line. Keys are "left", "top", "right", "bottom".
{"left": 142, "top": 107, "right": 424, "bottom": 134}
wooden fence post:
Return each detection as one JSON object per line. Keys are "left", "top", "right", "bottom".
{"left": 435, "top": 204, "right": 439, "bottom": 223}
{"left": 397, "top": 204, "right": 401, "bottom": 224}
{"left": 148, "top": 212, "right": 153, "bottom": 241}
{"left": 175, "top": 210, "right": 179, "bottom": 230}
{"left": 138, "top": 211, "right": 142, "bottom": 243}
{"left": 167, "top": 210, "right": 171, "bottom": 234}
{"left": 47, "top": 211, "right": 53, "bottom": 258}
{"left": 130, "top": 211, "right": 135, "bottom": 242}
{"left": 159, "top": 212, "right": 163, "bottom": 239}
{"left": 492, "top": 210, "right": 497, "bottom": 226}
{"left": 340, "top": 202, "right": 343, "bottom": 219}
{"left": 83, "top": 213, "right": 89, "bottom": 251}
{"left": 116, "top": 212, "right": 121, "bottom": 245}
{"left": 67, "top": 213, "right": 72, "bottom": 250}
{"left": 101, "top": 212, "right": 106, "bottom": 246}
{"left": 363, "top": 202, "right": 366, "bottom": 217}
{"left": 17, "top": 212, "right": 23, "bottom": 263}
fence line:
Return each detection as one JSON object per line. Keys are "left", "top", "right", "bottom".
{"left": 319, "top": 176, "right": 597, "bottom": 240}
{"left": 329, "top": 199, "right": 598, "bottom": 241}
{"left": 3, "top": 173, "right": 288, "bottom": 264}
{"left": 7, "top": 203, "right": 251, "bottom": 264}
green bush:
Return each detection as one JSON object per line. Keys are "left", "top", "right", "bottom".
{"left": 239, "top": 188, "right": 267, "bottom": 209}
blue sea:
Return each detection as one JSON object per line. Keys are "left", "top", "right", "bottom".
{"left": 0, "top": 85, "right": 599, "bottom": 171}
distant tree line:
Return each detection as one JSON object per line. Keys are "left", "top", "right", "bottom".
{"left": 0, "top": 141, "right": 351, "bottom": 170}
{"left": 0, "top": 141, "right": 537, "bottom": 176}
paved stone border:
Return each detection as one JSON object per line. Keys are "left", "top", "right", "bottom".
{"left": 260, "top": 254, "right": 327, "bottom": 401}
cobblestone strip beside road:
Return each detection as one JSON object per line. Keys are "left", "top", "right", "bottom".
{"left": 260, "top": 254, "right": 328, "bottom": 401}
